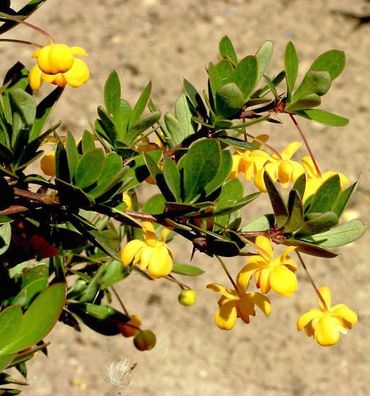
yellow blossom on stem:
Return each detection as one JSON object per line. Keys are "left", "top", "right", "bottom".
{"left": 297, "top": 286, "right": 357, "bottom": 346}
{"left": 120, "top": 222, "right": 173, "bottom": 278}
{"left": 254, "top": 142, "right": 304, "bottom": 191}
{"left": 300, "top": 156, "right": 349, "bottom": 201}
{"left": 207, "top": 279, "right": 271, "bottom": 330}
{"left": 238, "top": 236, "right": 298, "bottom": 296}
{"left": 29, "top": 43, "right": 89, "bottom": 90}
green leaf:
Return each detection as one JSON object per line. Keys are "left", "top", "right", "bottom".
{"left": 75, "top": 148, "right": 105, "bottom": 190}
{"left": 284, "top": 41, "right": 298, "bottom": 98}
{"left": 215, "top": 83, "right": 245, "bottom": 118}
{"left": 332, "top": 180, "right": 358, "bottom": 217}
{"left": 182, "top": 139, "right": 221, "bottom": 202}
{"left": 81, "top": 131, "right": 96, "bottom": 153}
{"left": 175, "top": 94, "right": 195, "bottom": 141}
{"left": 298, "top": 211, "right": 339, "bottom": 235}
{"left": 0, "top": 222, "right": 11, "bottom": 255}
{"left": 216, "top": 136, "right": 257, "bottom": 151}
{"left": 204, "top": 150, "right": 232, "bottom": 196}
{"left": 284, "top": 190, "right": 304, "bottom": 233}
{"left": 1, "top": 283, "right": 65, "bottom": 355}
{"left": 0, "top": 306, "right": 23, "bottom": 352}
{"left": 242, "top": 214, "right": 275, "bottom": 232}
{"left": 283, "top": 239, "right": 337, "bottom": 258}
{"left": 255, "top": 40, "right": 273, "bottom": 82}
{"left": 125, "top": 111, "right": 161, "bottom": 146}
{"left": 292, "top": 173, "right": 306, "bottom": 200}
{"left": 208, "top": 60, "right": 234, "bottom": 99}
{"left": 104, "top": 71, "right": 121, "bottom": 117}
{"left": 88, "top": 152, "right": 123, "bottom": 198}
{"left": 301, "top": 219, "right": 366, "bottom": 248}
{"left": 309, "top": 50, "right": 345, "bottom": 80}
{"left": 172, "top": 263, "right": 205, "bottom": 276}
{"left": 264, "top": 172, "right": 288, "bottom": 228}
{"left": 9, "top": 89, "right": 36, "bottom": 137}
{"left": 100, "top": 260, "right": 128, "bottom": 289}
{"left": 56, "top": 178, "right": 93, "bottom": 207}
{"left": 235, "top": 56, "right": 258, "bottom": 99}
{"left": 65, "top": 132, "right": 79, "bottom": 180}
{"left": 12, "top": 277, "right": 48, "bottom": 307}
{"left": 164, "top": 113, "right": 183, "bottom": 145}
{"left": 219, "top": 35, "right": 238, "bottom": 65}
{"left": 163, "top": 157, "right": 181, "bottom": 202}
{"left": 143, "top": 194, "right": 166, "bottom": 215}
{"left": 129, "top": 81, "right": 152, "bottom": 127}
{"left": 285, "top": 94, "right": 322, "bottom": 112}
{"left": 30, "top": 86, "right": 63, "bottom": 141}
{"left": 296, "top": 109, "right": 349, "bottom": 127}
{"left": 292, "top": 71, "right": 331, "bottom": 101}
{"left": 307, "top": 174, "right": 340, "bottom": 213}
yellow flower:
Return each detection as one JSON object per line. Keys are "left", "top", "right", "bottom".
{"left": 297, "top": 287, "right": 357, "bottom": 346}
{"left": 29, "top": 43, "right": 89, "bottom": 90}
{"left": 301, "top": 156, "right": 349, "bottom": 201}
{"left": 120, "top": 222, "right": 173, "bottom": 278}
{"left": 122, "top": 193, "right": 132, "bottom": 210}
{"left": 238, "top": 236, "right": 298, "bottom": 296}
{"left": 207, "top": 280, "right": 271, "bottom": 330}
{"left": 254, "top": 142, "right": 304, "bottom": 191}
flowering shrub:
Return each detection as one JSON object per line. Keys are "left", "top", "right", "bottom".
{"left": 0, "top": 1, "right": 366, "bottom": 393}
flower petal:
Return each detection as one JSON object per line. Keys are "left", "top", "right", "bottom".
{"left": 250, "top": 292, "right": 271, "bottom": 316}
{"left": 281, "top": 141, "right": 302, "bottom": 160}
{"left": 206, "top": 283, "right": 238, "bottom": 300}
{"left": 29, "top": 65, "right": 43, "bottom": 91}
{"left": 255, "top": 236, "right": 273, "bottom": 259}
{"left": 147, "top": 246, "right": 173, "bottom": 277}
{"left": 63, "top": 58, "right": 90, "bottom": 87}
{"left": 318, "top": 287, "right": 332, "bottom": 310}
{"left": 215, "top": 300, "right": 237, "bottom": 330}
{"left": 314, "top": 315, "right": 341, "bottom": 346}
{"left": 237, "top": 262, "right": 261, "bottom": 289}
{"left": 120, "top": 240, "right": 146, "bottom": 266}
{"left": 70, "top": 46, "right": 88, "bottom": 57}
{"left": 331, "top": 305, "right": 358, "bottom": 326}
{"left": 236, "top": 295, "right": 255, "bottom": 324}
{"left": 297, "top": 308, "right": 323, "bottom": 330}
{"left": 270, "top": 266, "right": 298, "bottom": 296}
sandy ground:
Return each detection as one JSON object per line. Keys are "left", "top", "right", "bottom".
{"left": 2, "top": 0, "right": 370, "bottom": 395}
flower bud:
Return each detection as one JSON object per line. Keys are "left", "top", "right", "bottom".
{"left": 118, "top": 315, "right": 141, "bottom": 338}
{"left": 40, "top": 151, "right": 55, "bottom": 176}
{"left": 133, "top": 329, "right": 156, "bottom": 351}
{"left": 178, "top": 289, "right": 197, "bottom": 306}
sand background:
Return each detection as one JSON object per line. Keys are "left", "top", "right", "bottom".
{"left": 2, "top": 0, "right": 370, "bottom": 395}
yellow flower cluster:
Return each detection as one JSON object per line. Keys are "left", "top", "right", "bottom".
{"left": 29, "top": 43, "right": 89, "bottom": 90}
{"left": 207, "top": 236, "right": 297, "bottom": 330}
{"left": 231, "top": 138, "right": 349, "bottom": 200}
{"left": 120, "top": 222, "right": 173, "bottom": 278}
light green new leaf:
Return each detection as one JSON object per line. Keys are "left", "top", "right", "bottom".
{"left": 172, "top": 263, "right": 205, "bottom": 276}
{"left": 208, "top": 60, "right": 234, "bottom": 99}
{"left": 0, "top": 222, "right": 11, "bottom": 255}
{"left": 129, "top": 81, "right": 152, "bottom": 127}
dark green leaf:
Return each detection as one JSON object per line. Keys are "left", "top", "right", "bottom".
{"left": 129, "top": 81, "right": 152, "bottom": 127}
{"left": 285, "top": 94, "right": 322, "bottom": 112}
{"left": 182, "top": 139, "right": 221, "bottom": 202}
{"left": 125, "top": 111, "right": 161, "bottom": 146}
{"left": 81, "top": 131, "right": 96, "bottom": 153}
{"left": 163, "top": 156, "right": 181, "bottom": 202}
{"left": 298, "top": 211, "right": 339, "bottom": 235}
{"left": 308, "top": 174, "right": 340, "bottom": 213}
{"left": 65, "top": 132, "right": 79, "bottom": 180}
{"left": 75, "top": 148, "right": 105, "bottom": 190}
{"left": 217, "top": 136, "right": 257, "bottom": 150}
{"left": 264, "top": 172, "right": 288, "bottom": 228}
{"left": 283, "top": 239, "right": 337, "bottom": 258}
{"left": 143, "top": 194, "right": 166, "bottom": 215}
{"left": 284, "top": 190, "right": 304, "bottom": 233}
{"left": 204, "top": 150, "right": 232, "bottom": 196}
{"left": 332, "top": 180, "right": 358, "bottom": 217}
{"left": 292, "top": 71, "right": 331, "bottom": 101}
{"left": 208, "top": 60, "right": 234, "bottom": 100}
